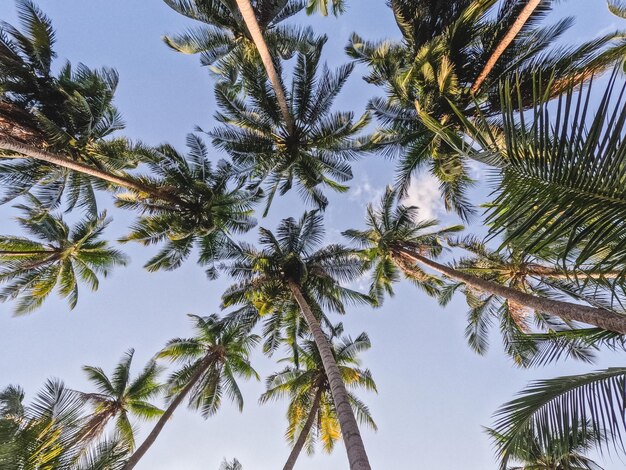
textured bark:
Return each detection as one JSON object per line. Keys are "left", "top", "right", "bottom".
{"left": 234, "top": 0, "right": 295, "bottom": 133}
{"left": 0, "top": 139, "right": 169, "bottom": 198}
{"left": 287, "top": 280, "right": 371, "bottom": 470}
{"left": 283, "top": 386, "right": 323, "bottom": 470}
{"left": 0, "top": 102, "right": 45, "bottom": 147}
{"left": 122, "top": 356, "right": 212, "bottom": 470}
{"left": 399, "top": 248, "right": 626, "bottom": 334}
{"left": 470, "top": 0, "right": 542, "bottom": 94}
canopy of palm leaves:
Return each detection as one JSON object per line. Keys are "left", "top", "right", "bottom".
{"left": 487, "top": 427, "right": 603, "bottom": 470}
{"left": 221, "top": 211, "right": 372, "bottom": 323}
{"left": 80, "top": 349, "right": 163, "bottom": 450}
{"left": 305, "top": 0, "right": 345, "bottom": 16}
{"left": 346, "top": 0, "right": 626, "bottom": 220}
{"left": 219, "top": 458, "right": 243, "bottom": 470}
{"left": 0, "top": 0, "right": 139, "bottom": 212}
{"left": 0, "top": 379, "right": 131, "bottom": 470}
{"left": 116, "top": 134, "right": 259, "bottom": 277}
{"left": 428, "top": 70, "right": 626, "bottom": 284}
{"left": 163, "top": 0, "right": 315, "bottom": 75}
{"left": 439, "top": 235, "right": 626, "bottom": 367}
{"left": 260, "top": 324, "right": 376, "bottom": 455}
{"left": 210, "top": 42, "right": 370, "bottom": 214}
{"left": 0, "top": 196, "right": 127, "bottom": 314}
{"left": 342, "top": 185, "right": 463, "bottom": 305}
{"left": 490, "top": 368, "right": 626, "bottom": 470}
{"left": 158, "top": 314, "right": 260, "bottom": 417}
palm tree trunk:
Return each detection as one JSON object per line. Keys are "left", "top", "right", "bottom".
{"left": 233, "top": 0, "right": 295, "bottom": 133}
{"left": 470, "top": 0, "right": 542, "bottom": 94}
{"left": 398, "top": 248, "right": 626, "bottom": 334}
{"left": 287, "top": 280, "right": 371, "bottom": 470}
{"left": 283, "top": 386, "right": 323, "bottom": 470}
{"left": 0, "top": 139, "right": 162, "bottom": 197}
{"left": 122, "top": 356, "right": 212, "bottom": 470}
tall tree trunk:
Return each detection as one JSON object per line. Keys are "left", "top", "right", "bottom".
{"left": 470, "top": 0, "right": 542, "bottom": 94}
{"left": 0, "top": 139, "right": 164, "bottom": 197}
{"left": 122, "top": 356, "right": 212, "bottom": 470}
{"left": 283, "top": 386, "right": 323, "bottom": 470}
{"left": 234, "top": 0, "right": 295, "bottom": 133}
{"left": 398, "top": 248, "right": 626, "bottom": 334}
{"left": 287, "top": 280, "right": 371, "bottom": 470}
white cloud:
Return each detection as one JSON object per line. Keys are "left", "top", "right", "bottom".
{"left": 349, "top": 175, "right": 384, "bottom": 204}
{"left": 401, "top": 173, "right": 444, "bottom": 221}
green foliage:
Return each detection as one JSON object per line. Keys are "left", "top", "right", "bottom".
{"left": 0, "top": 196, "right": 127, "bottom": 314}
{"left": 117, "top": 135, "right": 259, "bottom": 277}
{"left": 158, "top": 314, "right": 260, "bottom": 417}
{"left": 211, "top": 41, "right": 370, "bottom": 214}
{"left": 305, "top": 0, "right": 345, "bottom": 16}
{"left": 163, "top": 0, "right": 314, "bottom": 75}
{"left": 80, "top": 349, "right": 163, "bottom": 450}
{"left": 343, "top": 186, "right": 462, "bottom": 305}
{"left": 347, "top": 0, "right": 626, "bottom": 220}
{"left": 491, "top": 368, "right": 626, "bottom": 469}
{"left": 260, "top": 324, "right": 376, "bottom": 454}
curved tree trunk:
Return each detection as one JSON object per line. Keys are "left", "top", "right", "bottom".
{"left": 287, "top": 280, "right": 371, "bottom": 470}
{"left": 234, "top": 0, "right": 295, "bottom": 133}
{"left": 283, "top": 386, "right": 323, "bottom": 470}
{"left": 122, "top": 356, "right": 212, "bottom": 470}
{"left": 470, "top": 0, "right": 542, "bottom": 94}
{"left": 0, "top": 139, "right": 163, "bottom": 197}
{"left": 398, "top": 248, "right": 626, "bottom": 334}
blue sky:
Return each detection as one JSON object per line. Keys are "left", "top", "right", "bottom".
{"left": 0, "top": 1, "right": 625, "bottom": 469}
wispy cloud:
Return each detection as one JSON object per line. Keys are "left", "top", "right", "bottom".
{"left": 401, "top": 173, "right": 445, "bottom": 221}
{"left": 349, "top": 175, "right": 384, "bottom": 205}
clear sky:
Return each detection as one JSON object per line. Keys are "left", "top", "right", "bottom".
{"left": 0, "top": 1, "right": 625, "bottom": 469}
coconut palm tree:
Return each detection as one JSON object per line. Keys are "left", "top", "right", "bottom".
{"left": 0, "top": 196, "right": 127, "bottom": 315}
{"left": 221, "top": 211, "right": 373, "bottom": 470}
{"left": 79, "top": 349, "right": 163, "bottom": 449}
{"left": 346, "top": 0, "right": 626, "bottom": 220}
{"left": 488, "top": 368, "right": 626, "bottom": 470}
{"left": 260, "top": 324, "right": 376, "bottom": 470}
{"left": 486, "top": 427, "right": 603, "bottom": 470}
{"left": 211, "top": 42, "right": 370, "bottom": 215}
{"left": 428, "top": 69, "right": 626, "bottom": 287}
{"left": 123, "top": 314, "right": 260, "bottom": 470}
{"left": 219, "top": 459, "right": 243, "bottom": 470}
{"left": 116, "top": 134, "right": 260, "bottom": 276}
{"left": 0, "top": 379, "right": 131, "bottom": 470}
{"left": 344, "top": 187, "right": 626, "bottom": 334}
{"left": 164, "top": 0, "right": 313, "bottom": 132}
{"left": 0, "top": 0, "right": 148, "bottom": 212}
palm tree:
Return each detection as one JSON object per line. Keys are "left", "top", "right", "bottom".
{"left": 0, "top": 196, "right": 127, "bottom": 314}
{"left": 164, "top": 0, "right": 311, "bottom": 132}
{"left": 221, "top": 211, "right": 373, "bottom": 470}
{"left": 344, "top": 187, "right": 626, "bottom": 334}
{"left": 428, "top": 69, "right": 626, "bottom": 285}
{"left": 260, "top": 324, "right": 376, "bottom": 470}
{"left": 438, "top": 236, "right": 626, "bottom": 366}
{"left": 211, "top": 42, "right": 370, "bottom": 214}
{"left": 489, "top": 368, "right": 626, "bottom": 469}
{"left": 0, "top": 379, "right": 131, "bottom": 470}
{"left": 219, "top": 459, "right": 243, "bottom": 470}
{"left": 116, "top": 135, "right": 260, "bottom": 276}
{"left": 0, "top": 0, "right": 150, "bottom": 212}
{"left": 486, "top": 428, "right": 603, "bottom": 470}
{"left": 123, "top": 314, "right": 260, "bottom": 470}
{"left": 79, "top": 349, "right": 163, "bottom": 449}
{"left": 347, "top": 0, "right": 626, "bottom": 219}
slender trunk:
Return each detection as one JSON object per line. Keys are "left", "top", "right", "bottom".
{"left": 470, "top": 0, "right": 542, "bottom": 94}
{"left": 287, "top": 280, "right": 371, "bottom": 470}
{"left": 122, "top": 356, "right": 212, "bottom": 470}
{"left": 525, "top": 265, "right": 621, "bottom": 280}
{"left": 234, "top": 0, "right": 295, "bottom": 133}
{"left": 398, "top": 248, "right": 626, "bottom": 334}
{"left": 0, "top": 139, "right": 163, "bottom": 197}
{"left": 283, "top": 386, "right": 323, "bottom": 470}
